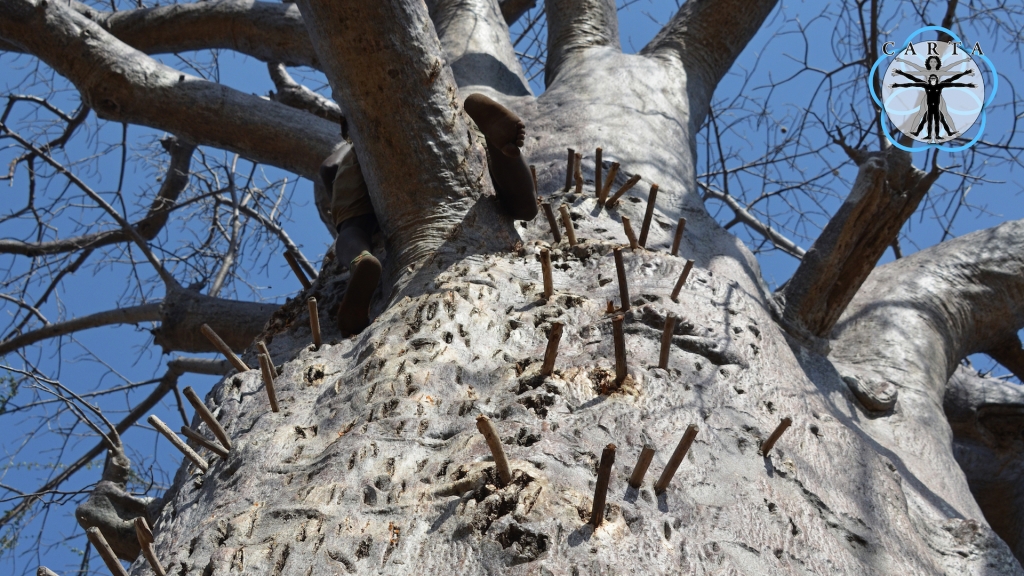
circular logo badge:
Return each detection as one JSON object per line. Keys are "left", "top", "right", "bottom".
{"left": 880, "top": 42, "right": 985, "bottom": 144}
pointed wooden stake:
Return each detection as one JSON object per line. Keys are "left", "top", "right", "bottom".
{"left": 257, "top": 340, "right": 275, "bottom": 375}
{"left": 476, "top": 414, "right": 512, "bottom": 487}
{"left": 540, "top": 322, "right": 564, "bottom": 376}
{"left": 530, "top": 164, "right": 538, "bottom": 194}
{"left": 540, "top": 248, "right": 553, "bottom": 299}
{"left": 599, "top": 162, "right": 620, "bottom": 205}
{"left": 638, "top": 184, "right": 659, "bottom": 247}
{"left": 612, "top": 314, "right": 627, "bottom": 383}
{"left": 200, "top": 324, "right": 248, "bottom": 373}
{"left": 613, "top": 248, "right": 630, "bottom": 312}
{"left": 654, "top": 424, "right": 699, "bottom": 494}
{"left": 621, "top": 216, "right": 638, "bottom": 250}
{"left": 86, "top": 527, "right": 129, "bottom": 576}
{"left": 591, "top": 444, "right": 616, "bottom": 528}
{"left": 258, "top": 353, "right": 280, "bottom": 413}
{"left": 135, "top": 517, "right": 168, "bottom": 576}
{"left": 607, "top": 174, "right": 641, "bottom": 208}
{"left": 573, "top": 152, "right": 584, "bottom": 195}
{"left": 558, "top": 204, "right": 577, "bottom": 246}
{"left": 564, "top": 148, "right": 575, "bottom": 191}
{"left": 628, "top": 445, "right": 657, "bottom": 489}
{"left": 148, "top": 415, "right": 209, "bottom": 473}
{"left": 541, "top": 202, "right": 562, "bottom": 243}
{"left": 671, "top": 260, "right": 695, "bottom": 301}
{"left": 180, "top": 426, "right": 229, "bottom": 460}
{"left": 659, "top": 313, "right": 677, "bottom": 369}
{"left": 284, "top": 251, "right": 312, "bottom": 290}
{"left": 670, "top": 217, "right": 687, "bottom": 256}
{"left": 760, "top": 417, "right": 793, "bottom": 457}
{"left": 594, "top": 147, "right": 603, "bottom": 198}
{"left": 182, "top": 386, "right": 232, "bottom": 452}
{"left": 308, "top": 297, "right": 322, "bottom": 349}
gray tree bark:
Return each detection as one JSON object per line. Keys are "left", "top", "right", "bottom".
{"left": 4, "top": 0, "right": 1023, "bottom": 573}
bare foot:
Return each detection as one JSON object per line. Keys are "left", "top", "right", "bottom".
{"left": 464, "top": 93, "right": 525, "bottom": 157}
{"left": 336, "top": 253, "right": 381, "bottom": 336}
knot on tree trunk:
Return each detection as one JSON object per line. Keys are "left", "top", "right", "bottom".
{"left": 75, "top": 448, "right": 161, "bottom": 561}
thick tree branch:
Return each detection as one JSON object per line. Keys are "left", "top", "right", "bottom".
{"left": 0, "top": 0, "right": 336, "bottom": 180}
{"left": 776, "top": 148, "right": 939, "bottom": 344}
{"left": 0, "top": 284, "right": 276, "bottom": 356}
{"left": 296, "top": 0, "right": 513, "bottom": 280}
{"left": 0, "top": 0, "right": 321, "bottom": 68}
{"left": 544, "top": 0, "right": 619, "bottom": 87}
{"left": 429, "top": 0, "right": 531, "bottom": 96}
{"left": 827, "top": 219, "right": 1024, "bottom": 520}
{"left": 0, "top": 303, "right": 162, "bottom": 356}
{"left": 985, "top": 335, "right": 1024, "bottom": 382}
{"left": 945, "top": 365, "right": 1024, "bottom": 562}
{"left": 641, "top": 0, "right": 778, "bottom": 125}
{"left": 0, "top": 137, "right": 195, "bottom": 257}
{"left": 832, "top": 218, "right": 1024, "bottom": 403}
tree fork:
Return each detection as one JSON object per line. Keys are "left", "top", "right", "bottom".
{"left": 296, "top": 0, "right": 514, "bottom": 284}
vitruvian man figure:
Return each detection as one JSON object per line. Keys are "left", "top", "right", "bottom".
{"left": 890, "top": 65, "right": 976, "bottom": 140}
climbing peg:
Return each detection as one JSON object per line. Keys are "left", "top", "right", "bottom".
{"left": 659, "top": 313, "right": 677, "bottom": 369}
{"left": 670, "top": 260, "right": 695, "bottom": 301}
{"left": 540, "top": 322, "right": 563, "bottom": 377}
{"left": 628, "top": 445, "right": 657, "bottom": 489}
{"left": 258, "top": 353, "right": 280, "bottom": 413}
{"left": 670, "top": 217, "right": 687, "bottom": 256}
{"left": 476, "top": 415, "right": 512, "bottom": 487}
{"left": 654, "top": 424, "right": 699, "bottom": 494}
{"left": 638, "top": 184, "right": 659, "bottom": 247}
{"left": 200, "top": 324, "right": 248, "bottom": 373}
{"left": 148, "top": 415, "right": 209, "bottom": 473}
{"left": 591, "top": 444, "right": 616, "bottom": 528}
{"left": 760, "top": 417, "right": 793, "bottom": 457}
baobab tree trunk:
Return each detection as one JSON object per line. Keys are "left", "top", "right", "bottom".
{"left": 6, "top": 0, "right": 1022, "bottom": 573}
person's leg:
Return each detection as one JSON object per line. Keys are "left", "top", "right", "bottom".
{"left": 912, "top": 111, "right": 928, "bottom": 136}
{"left": 464, "top": 94, "right": 538, "bottom": 221}
{"left": 938, "top": 111, "right": 955, "bottom": 136}
{"left": 334, "top": 213, "right": 381, "bottom": 336}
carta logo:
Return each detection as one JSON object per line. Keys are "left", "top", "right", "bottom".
{"left": 869, "top": 26, "right": 997, "bottom": 152}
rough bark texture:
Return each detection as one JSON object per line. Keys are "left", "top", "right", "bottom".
{"left": 946, "top": 366, "right": 1024, "bottom": 563}
{"left": 6, "top": 0, "right": 1024, "bottom": 573}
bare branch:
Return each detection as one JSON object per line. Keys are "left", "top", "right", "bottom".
{"left": 0, "top": 357, "right": 228, "bottom": 534}
{"left": 0, "top": 137, "right": 195, "bottom": 257}
{"left": 833, "top": 218, "right": 1024, "bottom": 394}
{"left": 699, "top": 183, "right": 805, "bottom": 259}
{"left": 0, "top": 303, "right": 161, "bottom": 357}
{"left": 544, "top": 0, "right": 619, "bottom": 87}
{"left": 0, "top": 0, "right": 337, "bottom": 180}
{"left": 267, "top": 63, "right": 343, "bottom": 123}
{"left": 58, "top": 0, "right": 319, "bottom": 68}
